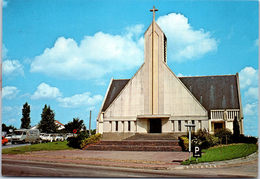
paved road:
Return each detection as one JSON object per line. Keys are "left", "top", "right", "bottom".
{"left": 2, "top": 159, "right": 256, "bottom": 177}
{"left": 2, "top": 143, "right": 31, "bottom": 149}
{"left": 2, "top": 159, "right": 183, "bottom": 177}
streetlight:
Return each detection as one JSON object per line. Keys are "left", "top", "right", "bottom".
{"left": 185, "top": 124, "right": 196, "bottom": 161}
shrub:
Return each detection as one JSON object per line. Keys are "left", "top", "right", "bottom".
{"left": 179, "top": 136, "right": 189, "bottom": 151}
{"left": 80, "top": 133, "right": 102, "bottom": 149}
{"left": 214, "top": 128, "right": 232, "bottom": 144}
{"left": 236, "top": 134, "right": 258, "bottom": 144}
{"left": 67, "top": 131, "right": 89, "bottom": 148}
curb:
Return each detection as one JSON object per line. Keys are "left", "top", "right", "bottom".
{"left": 174, "top": 152, "right": 258, "bottom": 170}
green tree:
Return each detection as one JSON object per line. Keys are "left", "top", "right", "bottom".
{"left": 20, "top": 102, "right": 31, "bottom": 129}
{"left": 233, "top": 116, "right": 240, "bottom": 142}
{"left": 2, "top": 123, "right": 17, "bottom": 134}
{"left": 38, "top": 104, "right": 57, "bottom": 133}
{"left": 64, "top": 117, "right": 85, "bottom": 133}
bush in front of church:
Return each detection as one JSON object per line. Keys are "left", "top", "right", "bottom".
{"left": 179, "top": 136, "right": 189, "bottom": 151}
{"left": 67, "top": 131, "right": 89, "bottom": 148}
{"left": 235, "top": 134, "right": 258, "bottom": 144}
{"left": 196, "top": 129, "right": 219, "bottom": 149}
{"left": 214, "top": 128, "right": 233, "bottom": 145}
{"left": 80, "top": 133, "right": 102, "bottom": 149}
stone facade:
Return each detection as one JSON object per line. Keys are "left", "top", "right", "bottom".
{"left": 96, "top": 15, "right": 243, "bottom": 139}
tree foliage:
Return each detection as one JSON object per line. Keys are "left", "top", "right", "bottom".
{"left": 233, "top": 116, "right": 240, "bottom": 141}
{"left": 38, "top": 104, "right": 57, "bottom": 133}
{"left": 20, "top": 102, "right": 31, "bottom": 129}
{"left": 64, "top": 117, "right": 85, "bottom": 133}
{"left": 2, "top": 123, "right": 17, "bottom": 134}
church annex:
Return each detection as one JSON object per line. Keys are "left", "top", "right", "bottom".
{"left": 96, "top": 7, "right": 244, "bottom": 140}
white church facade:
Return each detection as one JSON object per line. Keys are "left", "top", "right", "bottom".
{"left": 96, "top": 7, "right": 243, "bottom": 140}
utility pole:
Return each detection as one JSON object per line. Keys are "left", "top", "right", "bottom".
{"left": 89, "top": 110, "right": 92, "bottom": 136}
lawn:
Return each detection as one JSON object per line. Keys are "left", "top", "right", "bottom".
{"left": 2, "top": 141, "right": 74, "bottom": 154}
{"left": 182, "top": 143, "right": 258, "bottom": 165}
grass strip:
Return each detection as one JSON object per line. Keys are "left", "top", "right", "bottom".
{"left": 182, "top": 143, "right": 258, "bottom": 165}
{"left": 2, "top": 141, "right": 74, "bottom": 154}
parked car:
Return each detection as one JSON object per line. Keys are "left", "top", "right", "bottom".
{"left": 5, "top": 134, "right": 12, "bottom": 143}
{"left": 65, "top": 133, "right": 74, "bottom": 140}
{"left": 41, "top": 133, "right": 57, "bottom": 142}
{"left": 2, "top": 136, "right": 8, "bottom": 145}
{"left": 54, "top": 134, "right": 64, "bottom": 141}
{"left": 12, "top": 129, "right": 40, "bottom": 144}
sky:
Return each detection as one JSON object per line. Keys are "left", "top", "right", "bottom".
{"left": 2, "top": 0, "right": 259, "bottom": 136}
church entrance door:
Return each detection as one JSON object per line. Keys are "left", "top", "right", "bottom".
{"left": 149, "top": 118, "right": 162, "bottom": 133}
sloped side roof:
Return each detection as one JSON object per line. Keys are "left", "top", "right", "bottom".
{"left": 101, "top": 75, "right": 240, "bottom": 113}
{"left": 102, "top": 79, "right": 130, "bottom": 112}
{"left": 179, "top": 75, "right": 239, "bottom": 111}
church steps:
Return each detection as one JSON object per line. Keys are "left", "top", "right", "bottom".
{"left": 95, "top": 140, "right": 179, "bottom": 146}
{"left": 83, "top": 139, "right": 182, "bottom": 152}
{"left": 84, "top": 144, "right": 182, "bottom": 152}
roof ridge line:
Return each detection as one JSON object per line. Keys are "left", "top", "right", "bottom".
{"left": 179, "top": 74, "right": 236, "bottom": 78}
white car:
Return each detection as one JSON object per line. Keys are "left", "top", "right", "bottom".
{"left": 54, "top": 134, "right": 64, "bottom": 141}
{"left": 41, "top": 134, "right": 55, "bottom": 142}
{"left": 5, "top": 134, "right": 12, "bottom": 143}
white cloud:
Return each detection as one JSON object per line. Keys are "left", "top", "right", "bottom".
{"left": 2, "top": 0, "right": 7, "bottom": 7}
{"left": 157, "top": 13, "right": 217, "bottom": 61}
{"left": 57, "top": 92, "right": 102, "bottom": 108}
{"left": 30, "top": 25, "right": 144, "bottom": 80}
{"left": 2, "top": 86, "right": 19, "bottom": 99}
{"left": 245, "top": 87, "right": 258, "bottom": 100}
{"left": 244, "top": 102, "right": 258, "bottom": 116}
{"left": 3, "top": 60, "right": 24, "bottom": 76}
{"left": 239, "top": 66, "right": 258, "bottom": 89}
{"left": 31, "top": 83, "right": 62, "bottom": 100}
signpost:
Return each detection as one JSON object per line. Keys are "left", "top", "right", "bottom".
{"left": 185, "top": 124, "right": 196, "bottom": 161}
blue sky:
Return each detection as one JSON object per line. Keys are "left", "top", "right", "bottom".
{"left": 2, "top": 0, "right": 258, "bottom": 136}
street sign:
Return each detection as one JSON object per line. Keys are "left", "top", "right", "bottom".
{"left": 193, "top": 145, "right": 201, "bottom": 157}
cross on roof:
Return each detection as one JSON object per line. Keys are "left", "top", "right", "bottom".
{"left": 150, "top": 6, "right": 158, "bottom": 22}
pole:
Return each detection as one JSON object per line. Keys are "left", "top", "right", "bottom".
{"left": 189, "top": 127, "right": 191, "bottom": 161}
{"left": 89, "top": 110, "right": 91, "bottom": 136}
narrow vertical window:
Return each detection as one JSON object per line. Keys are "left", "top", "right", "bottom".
{"left": 192, "top": 120, "right": 195, "bottom": 131}
{"left": 172, "top": 121, "right": 175, "bottom": 132}
{"left": 115, "top": 121, "right": 118, "bottom": 131}
{"left": 128, "top": 121, "right": 131, "bottom": 131}
{"left": 164, "top": 35, "right": 167, "bottom": 63}
{"left": 199, "top": 120, "right": 202, "bottom": 129}
{"left": 178, "top": 121, "right": 181, "bottom": 132}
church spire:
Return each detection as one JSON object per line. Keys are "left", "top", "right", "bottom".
{"left": 150, "top": 6, "right": 158, "bottom": 22}
{"left": 149, "top": 6, "right": 158, "bottom": 115}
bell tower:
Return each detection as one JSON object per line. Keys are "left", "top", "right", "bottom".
{"left": 144, "top": 6, "right": 167, "bottom": 115}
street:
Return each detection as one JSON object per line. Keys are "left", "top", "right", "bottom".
{"left": 2, "top": 143, "right": 31, "bottom": 149}
{"left": 2, "top": 158, "right": 257, "bottom": 177}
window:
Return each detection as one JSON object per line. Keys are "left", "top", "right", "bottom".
{"left": 164, "top": 35, "right": 167, "bottom": 63}
{"left": 178, "top": 121, "right": 181, "bottom": 132}
{"left": 115, "top": 121, "right": 118, "bottom": 131}
{"left": 192, "top": 120, "right": 195, "bottom": 131}
{"left": 172, "top": 121, "right": 175, "bottom": 132}
{"left": 128, "top": 121, "right": 131, "bottom": 131}
{"left": 199, "top": 120, "right": 202, "bottom": 129}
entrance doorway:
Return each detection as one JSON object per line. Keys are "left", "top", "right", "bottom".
{"left": 213, "top": 122, "right": 225, "bottom": 132}
{"left": 149, "top": 118, "right": 162, "bottom": 133}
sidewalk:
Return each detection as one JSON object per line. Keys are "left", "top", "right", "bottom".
{"left": 2, "top": 149, "right": 258, "bottom": 170}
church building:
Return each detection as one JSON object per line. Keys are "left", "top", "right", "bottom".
{"left": 96, "top": 7, "right": 244, "bottom": 140}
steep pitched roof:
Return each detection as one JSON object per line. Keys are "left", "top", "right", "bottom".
{"left": 102, "top": 79, "right": 130, "bottom": 112}
{"left": 179, "top": 75, "right": 240, "bottom": 111}
{"left": 101, "top": 75, "right": 240, "bottom": 113}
